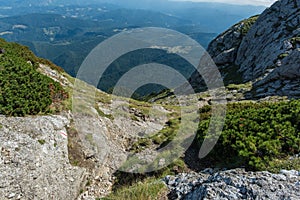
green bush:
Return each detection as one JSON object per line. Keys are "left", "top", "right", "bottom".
{"left": 239, "top": 15, "right": 259, "bottom": 35}
{"left": 0, "top": 38, "right": 64, "bottom": 72}
{"left": 0, "top": 39, "right": 66, "bottom": 116}
{"left": 197, "top": 100, "right": 300, "bottom": 170}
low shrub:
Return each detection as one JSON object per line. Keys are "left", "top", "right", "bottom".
{"left": 0, "top": 39, "right": 67, "bottom": 116}
{"left": 197, "top": 100, "right": 300, "bottom": 170}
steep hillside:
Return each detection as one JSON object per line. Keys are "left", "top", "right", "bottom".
{"left": 0, "top": 1, "right": 300, "bottom": 199}
{"left": 192, "top": 0, "right": 300, "bottom": 99}
{"left": 0, "top": 39, "right": 183, "bottom": 199}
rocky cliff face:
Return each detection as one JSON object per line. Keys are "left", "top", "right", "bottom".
{"left": 203, "top": 0, "right": 300, "bottom": 98}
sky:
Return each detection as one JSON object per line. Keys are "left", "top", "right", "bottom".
{"left": 171, "top": 0, "right": 278, "bottom": 6}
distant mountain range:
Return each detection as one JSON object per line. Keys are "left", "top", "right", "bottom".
{"left": 0, "top": 0, "right": 266, "bottom": 32}
{"left": 0, "top": 11, "right": 215, "bottom": 78}
{"left": 0, "top": 0, "right": 265, "bottom": 97}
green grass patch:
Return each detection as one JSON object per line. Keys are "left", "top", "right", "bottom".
{"left": 111, "top": 157, "right": 187, "bottom": 198}
{"left": 108, "top": 158, "right": 187, "bottom": 199}
{"left": 95, "top": 103, "right": 114, "bottom": 120}
{"left": 130, "top": 117, "right": 181, "bottom": 153}
{"left": 129, "top": 99, "right": 152, "bottom": 115}
{"left": 95, "top": 90, "right": 112, "bottom": 104}
{"left": 226, "top": 82, "right": 252, "bottom": 91}
{"left": 102, "top": 178, "right": 167, "bottom": 200}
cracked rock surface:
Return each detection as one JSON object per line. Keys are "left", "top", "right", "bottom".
{"left": 0, "top": 114, "right": 86, "bottom": 200}
{"left": 164, "top": 168, "right": 300, "bottom": 200}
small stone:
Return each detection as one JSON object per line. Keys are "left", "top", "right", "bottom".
{"left": 158, "top": 158, "right": 165, "bottom": 167}
{"left": 278, "top": 174, "right": 287, "bottom": 181}
{"left": 168, "top": 179, "right": 176, "bottom": 186}
{"left": 239, "top": 186, "right": 247, "bottom": 194}
{"left": 270, "top": 186, "right": 276, "bottom": 192}
{"left": 8, "top": 193, "right": 15, "bottom": 199}
{"left": 16, "top": 194, "right": 23, "bottom": 200}
{"left": 280, "top": 169, "right": 299, "bottom": 177}
{"left": 278, "top": 184, "right": 286, "bottom": 190}
{"left": 202, "top": 168, "right": 214, "bottom": 175}
{"left": 84, "top": 150, "right": 95, "bottom": 159}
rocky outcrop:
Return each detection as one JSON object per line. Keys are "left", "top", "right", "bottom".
{"left": 0, "top": 114, "right": 86, "bottom": 200}
{"left": 0, "top": 107, "right": 168, "bottom": 200}
{"left": 75, "top": 100, "right": 169, "bottom": 199}
{"left": 235, "top": 0, "right": 300, "bottom": 82}
{"left": 207, "top": 15, "right": 258, "bottom": 66}
{"left": 253, "top": 49, "right": 300, "bottom": 98}
{"left": 164, "top": 168, "right": 300, "bottom": 200}
{"left": 202, "top": 0, "right": 300, "bottom": 98}
{"left": 0, "top": 61, "right": 170, "bottom": 199}
{"left": 210, "top": 15, "right": 259, "bottom": 85}
{"left": 186, "top": 15, "right": 259, "bottom": 91}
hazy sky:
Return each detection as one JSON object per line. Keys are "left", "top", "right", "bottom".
{"left": 172, "top": 0, "right": 278, "bottom": 6}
